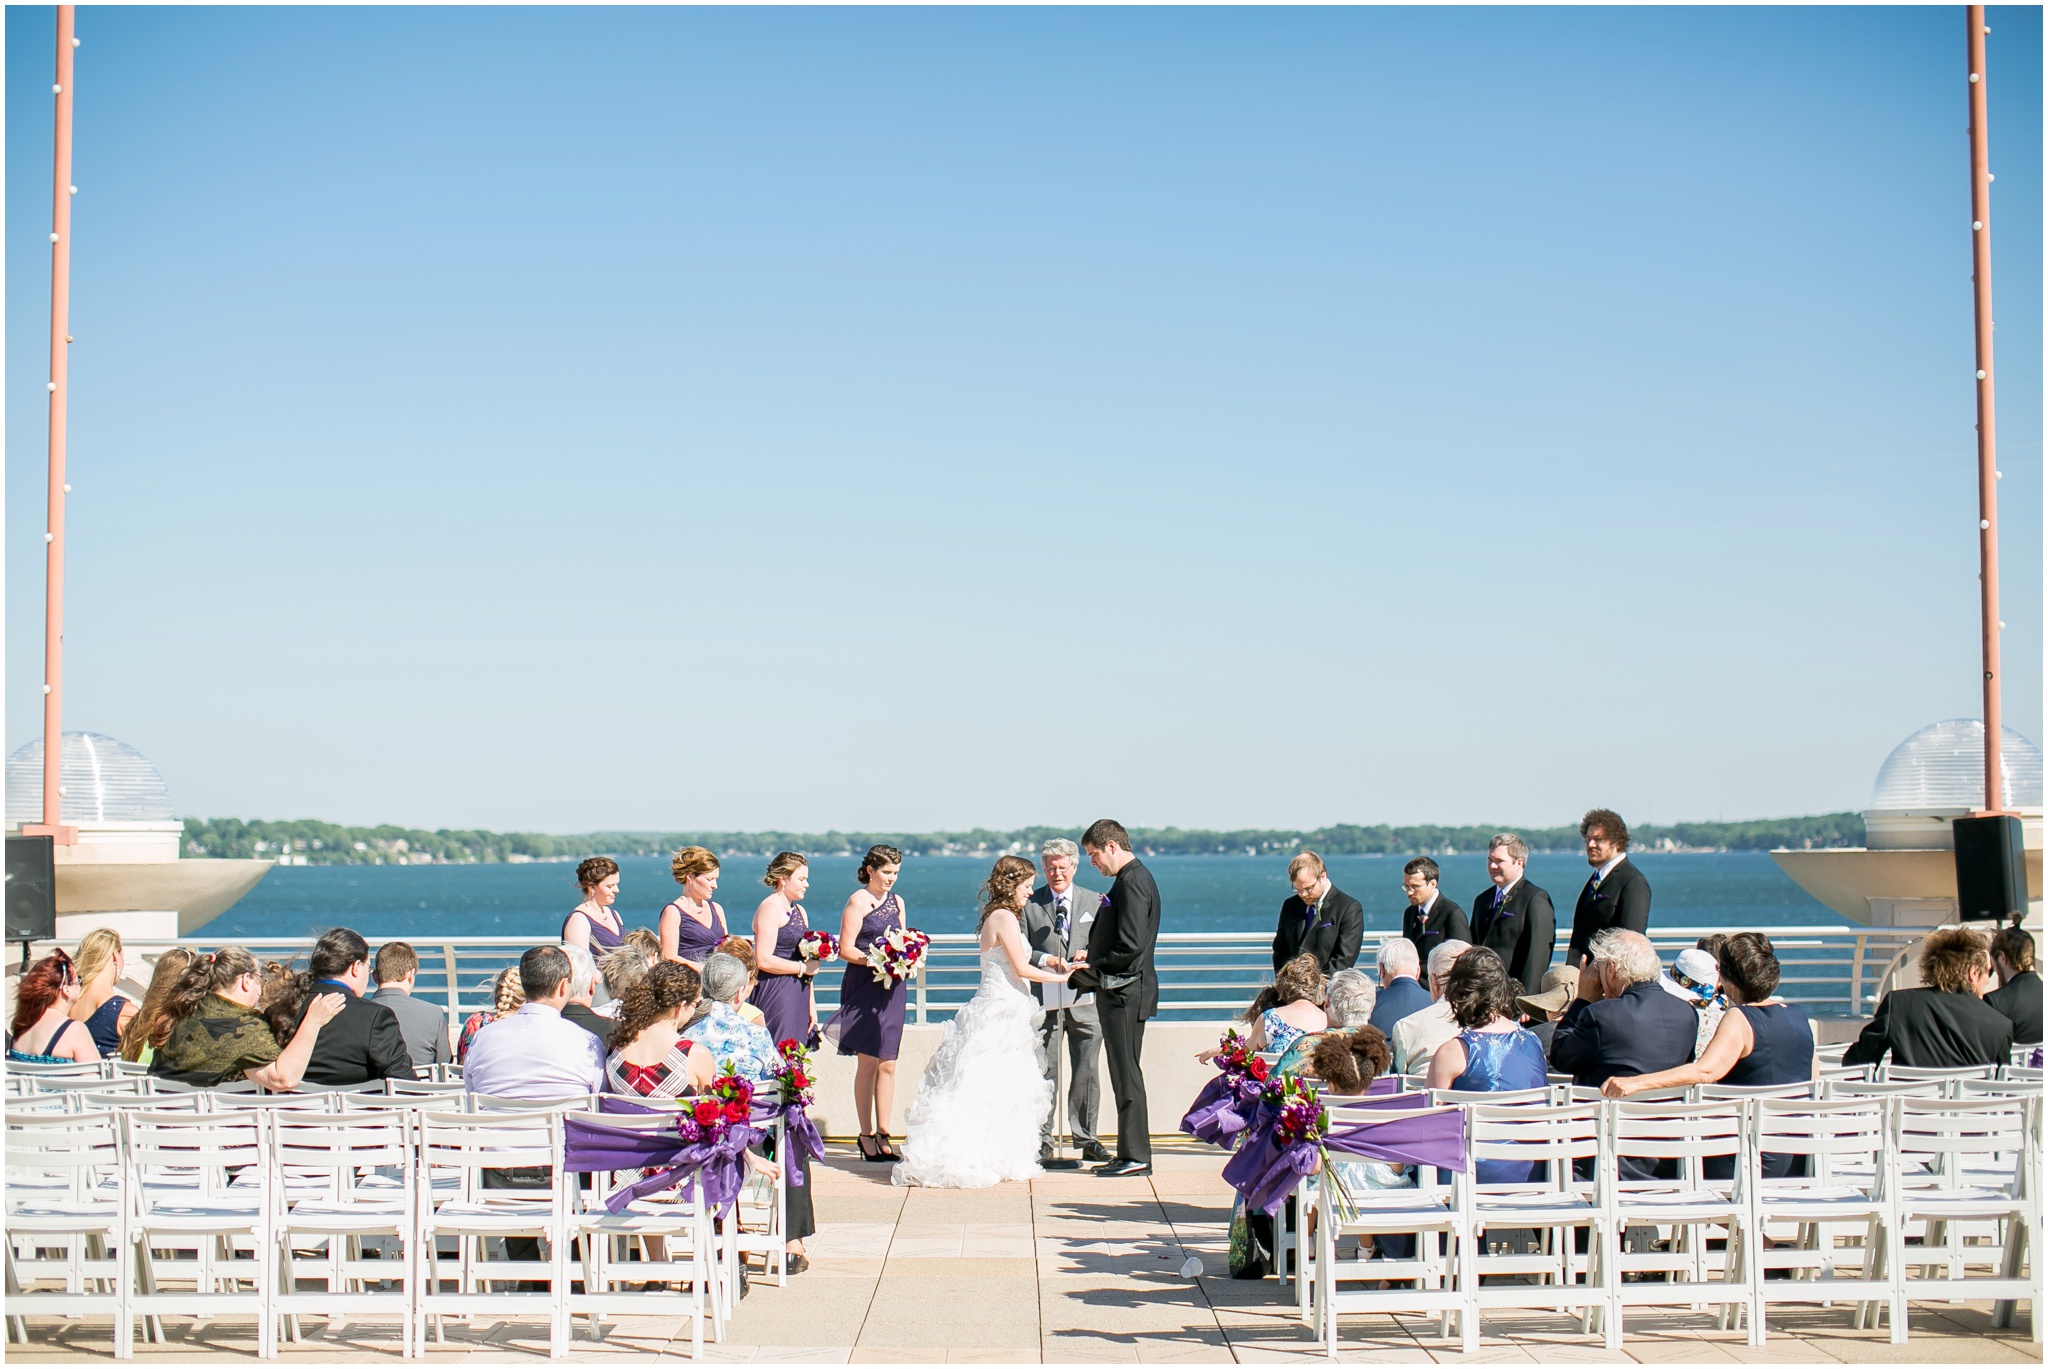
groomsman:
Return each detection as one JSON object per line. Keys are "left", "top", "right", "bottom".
{"left": 1081, "top": 818, "right": 1161, "bottom": 1178}
{"left": 1399, "top": 857, "right": 1470, "bottom": 967}
{"left": 1271, "top": 851, "right": 1364, "bottom": 975}
{"left": 1564, "top": 808, "right": 1652, "bottom": 969}
{"left": 1469, "top": 833, "right": 1556, "bottom": 995}
{"left": 1022, "top": 838, "right": 1110, "bottom": 1165}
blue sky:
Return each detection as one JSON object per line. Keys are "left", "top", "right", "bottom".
{"left": 7, "top": 6, "right": 2041, "bottom": 834}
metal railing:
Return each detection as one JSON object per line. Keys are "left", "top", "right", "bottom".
{"left": 32, "top": 924, "right": 1923, "bottom": 1026}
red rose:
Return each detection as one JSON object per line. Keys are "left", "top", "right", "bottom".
{"left": 693, "top": 1099, "right": 721, "bottom": 1125}
{"left": 723, "top": 1099, "right": 749, "bottom": 1123}
{"left": 778, "top": 1038, "right": 800, "bottom": 1052}
{"left": 1248, "top": 1058, "right": 1270, "bottom": 1082}
{"left": 791, "top": 1071, "right": 810, "bottom": 1089}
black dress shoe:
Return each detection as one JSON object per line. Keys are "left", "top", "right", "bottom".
{"left": 1094, "top": 1159, "right": 1152, "bottom": 1178}
{"left": 1079, "top": 1142, "right": 1114, "bottom": 1164}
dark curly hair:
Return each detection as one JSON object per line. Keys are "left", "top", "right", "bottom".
{"left": 1921, "top": 926, "right": 1992, "bottom": 995}
{"left": 577, "top": 856, "right": 620, "bottom": 891}
{"left": 1580, "top": 808, "right": 1630, "bottom": 850}
{"left": 610, "top": 961, "right": 701, "bottom": 1053}
{"left": 1309, "top": 1026, "right": 1393, "bottom": 1094}
{"left": 1443, "top": 947, "right": 1517, "bottom": 1029}
{"left": 857, "top": 845, "right": 903, "bottom": 887}
{"left": 977, "top": 855, "right": 1036, "bottom": 929}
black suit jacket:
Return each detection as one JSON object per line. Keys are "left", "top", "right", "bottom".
{"left": 1272, "top": 886, "right": 1364, "bottom": 975}
{"left": 562, "top": 1001, "right": 617, "bottom": 1050}
{"left": 293, "top": 984, "right": 417, "bottom": 1087}
{"left": 1565, "top": 857, "right": 1651, "bottom": 968}
{"left": 1086, "top": 858, "right": 1161, "bottom": 1020}
{"left": 1986, "top": 970, "right": 2042, "bottom": 1047}
{"left": 1550, "top": 980, "right": 1697, "bottom": 1182}
{"left": 1400, "top": 896, "right": 1471, "bottom": 968}
{"left": 1843, "top": 987, "right": 2014, "bottom": 1069}
{"left": 1469, "top": 879, "right": 1556, "bottom": 995}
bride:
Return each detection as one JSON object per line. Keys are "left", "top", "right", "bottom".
{"left": 893, "top": 854, "right": 1073, "bottom": 1188}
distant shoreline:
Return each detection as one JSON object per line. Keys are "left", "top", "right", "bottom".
{"left": 181, "top": 813, "right": 1864, "bottom": 868}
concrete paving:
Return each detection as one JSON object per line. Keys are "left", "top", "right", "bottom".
{"left": 7, "top": 1139, "right": 2037, "bottom": 1364}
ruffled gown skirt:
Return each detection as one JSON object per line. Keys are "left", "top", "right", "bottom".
{"left": 892, "top": 950, "right": 1051, "bottom": 1189}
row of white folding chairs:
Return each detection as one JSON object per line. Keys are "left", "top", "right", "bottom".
{"left": 1298, "top": 1092, "right": 2040, "bottom": 1357}
{"left": 5, "top": 1097, "right": 779, "bottom": 1360}
{"left": 3, "top": 1058, "right": 466, "bottom": 1092}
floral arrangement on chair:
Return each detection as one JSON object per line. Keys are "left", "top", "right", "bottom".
{"left": 675, "top": 1070, "right": 755, "bottom": 1146}
{"left": 869, "top": 925, "right": 931, "bottom": 988}
{"left": 1213, "top": 1027, "right": 1270, "bottom": 1084}
{"left": 774, "top": 1037, "right": 816, "bottom": 1108}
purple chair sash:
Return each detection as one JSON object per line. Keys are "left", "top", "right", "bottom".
{"left": 568, "top": 1094, "right": 827, "bottom": 1212}
{"left": 1221, "top": 1101, "right": 1467, "bottom": 1216}
{"left": 1182, "top": 1071, "right": 1404, "bottom": 1149}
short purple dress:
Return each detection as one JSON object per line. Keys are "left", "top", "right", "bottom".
{"left": 825, "top": 893, "right": 908, "bottom": 1061}
{"left": 747, "top": 903, "right": 813, "bottom": 1048}
{"left": 665, "top": 899, "right": 726, "bottom": 964}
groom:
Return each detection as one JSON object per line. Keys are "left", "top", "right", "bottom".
{"left": 1076, "top": 818, "right": 1161, "bottom": 1178}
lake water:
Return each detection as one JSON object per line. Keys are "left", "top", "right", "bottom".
{"left": 204, "top": 850, "right": 1850, "bottom": 941}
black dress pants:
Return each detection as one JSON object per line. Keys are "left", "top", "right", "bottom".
{"left": 1097, "top": 994, "right": 1150, "bottom": 1165}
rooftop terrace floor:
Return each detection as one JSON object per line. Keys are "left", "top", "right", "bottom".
{"left": 9, "top": 1138, "right": 2039, "bottom": 1365}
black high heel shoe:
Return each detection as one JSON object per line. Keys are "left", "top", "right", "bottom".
{"left": 857, "top": 1133, "right": 888, "bottom": 1163}
{"left": 876, "top": 1130, "right": 901, "bottom": 1162}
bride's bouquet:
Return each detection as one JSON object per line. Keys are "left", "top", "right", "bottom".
{"left": 795, "top": 929, "right": 838, "bottom": 965}
{"left": 869, "top": 925, "right": 931, "bottom": 989}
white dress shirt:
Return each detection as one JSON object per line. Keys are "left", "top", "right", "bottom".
{"left": 1592, "top": 854, "right": 1625, "bottom": 886}
{"left": 462, "top": 1002, "right": 604, "bottom": 1099}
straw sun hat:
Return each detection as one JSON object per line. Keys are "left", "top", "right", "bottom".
{"left": 1515, "top": 964, "right": 1580, "bottom": 1021}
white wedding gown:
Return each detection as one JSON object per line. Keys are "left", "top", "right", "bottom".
{"left": 892, "top": 946, "right": 1052, "bottom": 1188}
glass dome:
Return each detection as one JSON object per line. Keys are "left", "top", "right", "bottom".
{"left": 1869, "top": 719, "right": 2043, "bottom": 812}
{"left": 6, "top": 732, "right": 175, "bottom": 825}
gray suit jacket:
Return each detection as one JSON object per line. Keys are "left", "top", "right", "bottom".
{"left": 372, "top": 985, "right": 451, "bottom": 1072}
{"left": 1022, "top": 883, "right": 1101, "bottom": 1017}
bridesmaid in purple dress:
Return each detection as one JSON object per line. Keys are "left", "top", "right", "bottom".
{"left": 748, "top": 852, "right": 818, "bottom": 1052}
{"left": 563, "top": 857, "right": 627, "bottom": 954}
{"left": 659, "top": 846, "right": 728, "bottom": 970}
{"left": 827, "top": 845, "right": 910, "bottom": 1162}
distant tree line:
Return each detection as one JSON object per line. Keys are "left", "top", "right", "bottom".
{"left": 183, "top": 813, "right": 1865, "bottom": 865}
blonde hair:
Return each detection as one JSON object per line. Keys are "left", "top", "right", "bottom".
{"left": 489, "top": 965, "right": 528, "bottom": 1019}
{"left": 670, "top": 845, "right": 720, "bottom": 885}
{"left": 73, "top": 927, "right": 124, "bottom": 994}
{"left": 1287, "top": 851, "right": 1327, "bottom": 881}
{"left": 122, "top": 948, "right": 194, "bottom": 1061}
{"left": 762, "top": 851, "right": 808, "bottom": 888}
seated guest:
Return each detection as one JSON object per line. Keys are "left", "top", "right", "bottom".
{"left": 1660, "top": 947, "right": 1726, "bottom": 1061}
{"left": 1603, "top": 931, "right": 1813, "bottom": 1175}
{"left": 286, "top": 928, "right": 418, "bottom": 1086}
{"left": 69, "top": 929, "right": 138, "bottom": 1058}
{"left": 715, "top": 936, "right": 772, "bottom": 1028}
{"left": 1276, "top": 967, "right": 1375, "bottom": 1075}
{"left": 1427, "top": 948, "right": 1550, "bottom": 1180}
{"left": 370, "top": 942, "right": 452, "bottom": 1073}
{"left": 1549, "top": 928, "right": 1697, "bottom": 1093}
{"left": 606, "top": 962, "right": 715, "bottom": 1095}
{"left": 1391, "top": 940, "right": 1470, "bottom": 1077}
{"left": 691, "top": 951, "right": 784, "bottom": 1082}
{"left": 458, "top": 967, "right": 524, "bottom": 1063}
{"left": 1272, "top": 851, "right": 1365, "bottom": 976}
{"left": 1513, "top": 965, "right": 1579, "bottom": 1054}
{"left": 1986, "top": 920, "right": 2041, "bottom": 1047}
{"left": 257, "top": 960, "right": 307, "bottom": 1044}
{"left": 465, "top": 946, "right": 606, "bottom": 1098}
{"left": 1304, "top": 1026, "right": 1412, "bottom": 1258}
{"left": 8, "top": 950, "right": 99, "bottom": 1065}
{"left": 1200, "top": 954, "right": 1327, "bottom": 1065}
{"left": 120, "top": 948, "right": 195, "bottom": 1066}
{"left": 596, "top": 945, "right": 653, "bottom": 1020}
{"left": 559, "top": 944, "right": 616, "bottom": 1048}
{"left": 1399, "top": 859, "right": 1470, "bottom": 967}
{"left": 150, "top": 947, "right": 345, "bottom": 1089}
{"left": 1369, "top": 937, "right": 1432, "bottom": 1038}
{"left": 1845, "top": 926, "right": 2013, "bottom": 1069}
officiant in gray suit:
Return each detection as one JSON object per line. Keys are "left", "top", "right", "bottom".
{"left": 1022, "top": 837, "right": 1110, "bottom": 1165}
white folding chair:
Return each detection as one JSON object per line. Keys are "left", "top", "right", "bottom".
{"left": 1602, "top": 1100, "right": 1749, "bottom": 1344}
{"left": 563, "top": 1112, "right": 723, "bottom": 1358}
{"left": 1745, "top": 1097, "right": 1898, "bottom": 1345}
{"left": 1889, "top": 1094, "right": 2039, "bottom": 1341}
{"left": 385, "top": 1078, "right": 467, "bottom": 1100}
{"left": 1457, "top": 1102, "right": 1608, "bottom": 1351}
{"left": 270, "top": 1110, "right": 419, "bottom": 1355}
{"left": 1886, "top": 1064, "right": 1999, "bottom": 1096}
{"left": 27, "top": 1074, "right": 146, "bottom": 1099}
{"left": 1961, "top": 1078, "right": 2045, "bottom": 1102}
{"left": 4, "top": 1109, "right": 129, "bottom": 1357}
{"left": 733, "top": 1112, "right": 790, "bottom": 1287}
{"left": 123, "top": 1108, "right": 277, "bottom": 1357}
{"left": 1311, "top": 1102, "right": 1466, "bottom": 1356}
{"left": 415, "top": 1109, "right": 569, "bottom": 1357}
{"left": 1701, "top": 1081, "right": 1817, "bottom": 1102}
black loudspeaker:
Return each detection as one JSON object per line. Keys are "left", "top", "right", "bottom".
{"left": 5, "top": 835, "right": 57, "bottom": 942}
{"left": 1954, "top": 814, "right": 2027, "bottom": 922}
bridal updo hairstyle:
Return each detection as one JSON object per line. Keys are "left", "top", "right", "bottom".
{"left": 857, "top": 845, "right": 903, "bottom": 886}
{"left": 577, "top": 856, "right": 619, "bottom": 892}
{"left": 670, "top": 846, "right": 719, "bottom": 886}
{"left": 1243, "top": 953, "right": 1326, "bottom": 1024}
{"left": 610, "top": 960, "right": 701, "bottom": 1053}
{"left": 977, "top": 855, "right": 1037, "bottom": 927}
{"left": 762, "top": 851, "right": 807, "bottom": 888}
{"left": 1309, "top": 1025, "right": 1393, "bottom": 1095}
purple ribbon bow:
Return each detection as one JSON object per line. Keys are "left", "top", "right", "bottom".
{"left": 1180, "top": 1072, "right": 1269, "bottom": 1148}
{"left": 751, "top": 1097, "right": 826, "bottom": 1189}
{"left": 564, "top": 1110, "right": 761, "bottom": 1214}
{"left": 1221, "top": 1099, "right": 1467, "bottom": 1216}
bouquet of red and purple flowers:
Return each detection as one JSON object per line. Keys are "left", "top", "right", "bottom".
{"left": 795, "top": 929, "right": 838, "bottom": 964}
{"left": 1268, "top": 1074, "right": 1325, "bottom": 1148}
{"left": 774, "top": 1037, "right": 817, "bottom": 1108}
{"left": 1213, "top": 1028, "right": 1270, "bottom": 1085}
{"left": 869, "top": 925, "right": 931, "bottom": 988}
{"left": 675, "top": 1070, "right": 756, "bottom": 1146}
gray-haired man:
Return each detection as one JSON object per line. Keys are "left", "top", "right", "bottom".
{"left": 1021, "top": 838, "right": 1109, "bottom": 1165}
